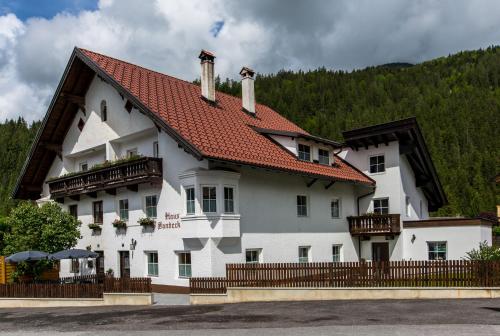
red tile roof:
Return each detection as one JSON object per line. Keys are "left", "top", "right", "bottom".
{"left": 79, "top": 48, "right": 374, "bottom": 185}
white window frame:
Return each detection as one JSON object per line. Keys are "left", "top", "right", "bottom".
{"left": 70, "top": 259, "right": 80, "bottom": 274}
{"left": 118, "top": 199, "right": 129, "bottom": 221}
{"left": 318, "top": 148, "right": 330, "bottom": 165}
{"left": 297, "top": 195, "right": 308, "bottom": 217}
{"left": 126, "top": 148, "right": 138, "bottom": 158}
{"left": 332, "top": 244, "right": 342, "bottom": 262}
{"left": 298, "top": 143, "right": 311, "bottom": 161}
{"left": 178, "top": 252, "right": 192, "bottom": 278}
{"left": 79, "top": 161, "right": 88, "bottom": 172}
{"left": 145, "top": 251, "right": 159, "bottom": 277}
{"left": 245, "top": 249, "right": 261, "bottom": 264}
{"left": 373, "top": 198, "right": 389, "bottom": 215}
{"left": 298, "top": 246, "right": 310, "bottom": 263}
{"left": 201, "top": 185, "right": 217, "bottom": 213}
{"left": 369, "top": 154, "right": 385, "bottom": 174}
{"left": 331, "top": 198, "right": 341, "bottom": 218}
{"left": 145, "top": 195, "right": 158, "bottom": 219}
{"left": 185, "top": 186, "right": 196, "bottom": 215}
{"left": 427, "top": 241, "right": 447, "bottom": 261}
{"left": 223, "top": 186, "right": 235, "bottom": 214}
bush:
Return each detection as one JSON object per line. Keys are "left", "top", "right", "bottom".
{"left": 465, "top": 241, "right": 500, "bottom": 261}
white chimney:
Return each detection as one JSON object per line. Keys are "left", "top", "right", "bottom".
{"left": 199, "top": 50, "right": 216, "bottom": 102}
{"left": 240, "top": 67, "right": 255, "bottom": 114}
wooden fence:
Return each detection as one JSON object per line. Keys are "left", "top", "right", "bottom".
{"left": 0, "top": 275, "right": 151, "bottom": 298}
{"left": 190, "top": 260, "right": 500, "bottom": 294}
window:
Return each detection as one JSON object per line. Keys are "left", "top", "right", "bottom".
{"left": 298, "top": 246, "right": 310, "bottom": 263}
{"left": 298, "top": 144, "right": 311, "bottom": 161}
{"left": 145, "top": 195, "right": 158, "bottom": 218}
{"left": 297, "top": 195, "right": 308, "bottom": 217}
{"left": 406, "top": 196, "right": 411, "bottom": 217}
{"left": 119, "top": 199, "right": 129, "bottom": 221}
{"left": 69, "top": 204, "right": 78, "bottom": 218}
{"left": 100, "top": 100, "right": 107, "bottom": 122}
{"left": 318, "top": 149, "right": 330, "bottom": 165}
{"left": 331, "top": 199, "right": 341, "bottom": 218}
{"left": 126, "top": 148, "right": 138, "bottom": 158}
{"left": 93, "top": 201, "right": 103, "bottom": 224}
{"left": 332, "top": 245, "right": 342, "bottom": 262}
{"left": 245, "top": 249, "right": 260, "bottom": 264}
{"left": 373, "top": 198, "right": 389, "bottom": 215}
{"left": 153, "top": 141, "right": 159, "bottom": 158}
{"left": 369, "top": 155, "right": 385, "bottom": 173}
{"left": 70, "top": 259, "right": 80, "bottom": 273}
{"left": 428, "top": 242, "right": 447, "bottom": 260}
{"left": 202, "top": 186, "right": 217, "bottom": 213}
{"left": 186, "top": 187, "right": 195, "bottom": 214}
{"left": 146, "top": 252, "right": 159, "bottom": 277}
{"left": 224, "top": 187, "right": 234, "bottom": 213}
{"left": 79, "top": 162, "right": 88, "bottom": 172}
{"left": 178, "top": 252, "right": 192, "bottom": 278}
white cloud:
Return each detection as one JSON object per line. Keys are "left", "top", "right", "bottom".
{"left": 0, "top": 0, "right": 499, "bottom": 121}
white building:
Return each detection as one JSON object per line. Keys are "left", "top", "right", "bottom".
{"left": 13, "top": 48, "right": 493, "bottom": 292}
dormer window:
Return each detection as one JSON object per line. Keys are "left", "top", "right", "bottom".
{"left": 100, "top": 100, "right": 107, "bottom": 122}
{"left": 298, "top": 144, "right": 311, "bottom": 161}
{"left": 318, "top": 149, "right": 330, "bottom": 165}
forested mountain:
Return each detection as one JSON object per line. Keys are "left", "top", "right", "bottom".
{"left": 0, "top": 47, "right": 498, "bottom": 218}
{"left": 0, "top": 119, "right": 39, "bottom": 216}
{"left": 214, "top": 47, "right": 500, "bottom": 217}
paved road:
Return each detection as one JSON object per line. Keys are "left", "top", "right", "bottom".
{"left": 1, "top": 299, "right": 500, "bottom": 335}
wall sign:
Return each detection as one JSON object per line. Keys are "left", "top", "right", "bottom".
{"left": 157, "top": 212, "right": 181, "bottom": 229}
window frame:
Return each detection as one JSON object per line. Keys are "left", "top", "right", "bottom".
{"left": 224, "top": 186, "right": 235, "bottom": 214}
{"left": 369, "top": 154, "right": 385, "bottom": 174}
{"left": 331, "top": 198, "right": 341, "bottom": 218}
{"left": 373, "top": 198, "right": 389, "bottom": 215}
{"left": 178, "top": 252, "right": 192, "bottom": 278}
{"left": 92, "top": 201, "right": 103, "bottom": 224}
{"left": 202, "top": 186, "right": 217, "bottom": 213}
{"left": 70, "top": 258, "right": 80, "bottom": 274}
{"left": 145, "top": 251, "right": 159, "bottom": 277}
{"left": 69, "top": 204, "right": 78, "bottom": 218}
{"left": 318, "top": 148, "right": 330, "bottom": 165}
{"left": 79, "top": 161, "right": 88, "bottom": 172}
{"left": 185, "top": 186, "right": 196, "bottom": 215}
{"left": 298, "top": 246, "right": 310, "bottom": 263}
{"left": 332, "top": 244, "right": 342, "bottom": 262}
{"left": 245, "top": 249, "right": 261, "bottom": 264}
{"left": 126, "top": 148, "right": 138, "bottom": 158}
{"left": 298, "top": 143, "right": 311, "bottom": 161}
{"left": 296, "top": 195, "right": 308, "bottom": 217}
{"left": 427, "top": 241, "right": 447, "bottom": 261}
{"left": 119, "top": 199, "right": 129, "bottom": 221}
{"left": 145, "top": 195, "right": 158, "bottom": 219}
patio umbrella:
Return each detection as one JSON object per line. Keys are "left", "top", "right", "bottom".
{"left": 5, "top": 251, "right": 49, "bottom": 263}
{"left": 48, "top": 249, "right": 99, "bottom": 260}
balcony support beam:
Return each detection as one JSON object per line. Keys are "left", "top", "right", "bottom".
{"left": 127, "top": 184, "right": 138, "bottom": 192}
{"left": 306, "top": 178, "right": 318, "bottom": 188}
{"left": 324, "top": 181, "right": 336, "bottom": 190}
{"left": 105, "top": 188, "right": 116, "bottom": 196}
{"left": 86, "top": 192, "right": 97, "bottom": 199}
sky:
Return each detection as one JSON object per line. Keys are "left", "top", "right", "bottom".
{"left": 0, "top": 0, "right": 499, "bottom": 122}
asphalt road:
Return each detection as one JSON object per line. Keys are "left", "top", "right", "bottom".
{"left": 1, "top": 298, "right": 500, "bottom": 335}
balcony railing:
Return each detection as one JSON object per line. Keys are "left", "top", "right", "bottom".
{"left": 347, "top": 214, "right": 401, "bottom": 235}
{"left": 48, "top": 157, "right": 162, "bottom": 198}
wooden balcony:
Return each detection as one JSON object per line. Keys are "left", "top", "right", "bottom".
{"left": 348, "top": 214, "right": 401, "bottom": 236}
{"left": 48, "top": 157, "right": 162, "bottom": 199}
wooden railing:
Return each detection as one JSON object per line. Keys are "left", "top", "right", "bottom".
{"left": 190, "top": 261, "right": 500, "bottom": 294}
{"left": 0, "top": 275, "right": 151, "bottom": 298}
{"left": 347, "top": 214, "right": 401, "bottom": 235}
{"left": 48, "top": 157, "right": 162, "bottom": 198}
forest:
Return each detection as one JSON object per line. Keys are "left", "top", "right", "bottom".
{"left": 0, "top": 47, "right": 499, "bottom": 218}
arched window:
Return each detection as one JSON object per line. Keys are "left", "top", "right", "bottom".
{"left": 100, "top": 100, "right": 107, "bottom": 122}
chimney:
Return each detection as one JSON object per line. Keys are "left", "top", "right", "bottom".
{"left": 198, "top": 50, "right": 216, "bottom": 102}
{"left": 240, "top": 66, "right": 255, "bottom": 114}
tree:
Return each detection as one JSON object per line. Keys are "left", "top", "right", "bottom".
{"left": 3, "top": 202, "right": 80, "bottom": 255}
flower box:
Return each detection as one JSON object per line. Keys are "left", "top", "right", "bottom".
{"left": 138, "top": 217, "right": 155, "bottom": 228}
{"left": 88, "top": 223, "right": 102, "bottom": 230}
{"left": 112, "top": 219, "right": 127, "bottom": 229}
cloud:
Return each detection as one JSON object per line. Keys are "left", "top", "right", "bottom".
{"left": 0, "top": 0, "right": 500, "bottom": 121}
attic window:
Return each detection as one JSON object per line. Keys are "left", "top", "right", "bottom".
{"left": 77, "top": 118, "right": 85, "bottom": 131}
{"left": 101, "top": 100, "right": 107, "bottom": 121}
